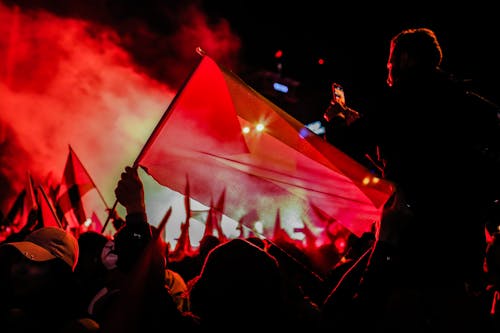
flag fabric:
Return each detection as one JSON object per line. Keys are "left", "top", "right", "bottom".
{"left": 38, "top": 185, "right": 62, "bottom": 228}
{"left": 56, "top": 145, "right": 97, "bottom": 229}
{"left": 272, "top": 208, "right": 295, "bottom": 244}
{"left": 12, "top": 171, "right": 39, "bottom": 232}
{"left": 170, "top": 186, "right": 193, "bottom": 259}
{"left": 203, "top": 189, "right": 227, "bottom": 242}
{"left": 90, "top": 211, "right": 104, "bottom": 232}
{"left": 170, "top": 220, "right": 192, "bottom": 260}
{"left": 137, "top": 54, "right": 394, "bottom": 238}
{"left": 203, "top": 199, "right": 216, "bottom": 238}
{"left": 1, "top": 189, "right": 25, "bottom": 229}
{"left": 213, "top": 189, "right": 227, "bottom": 242}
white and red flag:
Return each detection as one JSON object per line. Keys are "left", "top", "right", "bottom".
{"left": 136, "top": 54, "right": 394, "bottom": 240}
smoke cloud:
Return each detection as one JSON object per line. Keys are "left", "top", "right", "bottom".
{"left": 0, "top": 1, "right": 242, "bottom": 228}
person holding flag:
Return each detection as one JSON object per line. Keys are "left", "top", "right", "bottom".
{"left": 322, "top": 27, "right": 500, "bottom": 332}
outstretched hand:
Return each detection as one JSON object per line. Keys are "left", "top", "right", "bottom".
{"left": 114, "top": 166, "right": 145, "bottom": 215}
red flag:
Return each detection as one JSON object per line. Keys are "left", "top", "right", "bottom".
{"left": 272, "top": 208, "right": 294, "bottom": 244}
{"left": 1, "top": 189, "right": 25, "bottom": 229}
{"left": 90, "top": 211, "right": 104, "bottom": 232}
{"left": 38, "top": 185, "right": 62, "bottom": 228}
{"left": 56, "top": 145, "right": 104, "bottom": 228}
{"left": 137, "top": 54, "right": 394, "bottom": 238}
{"left": 171, "top": 187, "right": 193, "bottom": 260}
{"left": 11, "top": 171, "right": 39, "bottom": 232}
{"left": 203, "top": 198, "right": 216, "bottom": 238}
{"left": 214, "top": 189, "right": 227, "bottom": 242}
{"left": 170, "top": 220, "right": 192, "bottom": 261}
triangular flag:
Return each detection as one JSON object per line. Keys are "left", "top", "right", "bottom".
{"left": 170, "top": 220, "right": 192, "bottom": 261}
{"left": 90, "top": 211, "right": 104, "bottom": 232}
{"left": 272, "top": 208, "right": 294, "bottom": 244}
{"left": 214, "top": 189, "right": 227, "bottom": 242}
{"left": 13, "top": 171, "right": 39, "bottom": 232}
{"left": 170, "top": 184, "right": 192, "bottom": 260}
{"left": 1, "top": 189, "right": 25, "bottom": 229}
{"left": 203, "top": 198, "right": 216, "bottom": 238}
{"left": 56, "top": 145, "right": 107, "bottom": 229}
{"left": 137, "top": 54, "right": 394, "bottom": 238}
{"left": 38, "top": 185, "right": 63, "bottom": 228}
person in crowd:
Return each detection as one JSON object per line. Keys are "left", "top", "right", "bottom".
{"left": 188, "top": 238, "right": 291, "bottom": 330}
{"left": 0, "top": 226, "right": 99, "bottom": 332}
{"left": 322, "top": 27, "right": 500, "bottom": 332}
{"left": 74, "top": 230, "right": 110, "bottom": 317}
{"left": 163, "top": 245, "right": 191, "bottom": 313}
{"left": 94, "top": 166, "right": 200, "bottom": 332}
{"left": 169, "top": 234, "right": 221, "bottom": 285}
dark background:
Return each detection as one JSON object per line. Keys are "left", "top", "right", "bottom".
{"left": 202, "top": 1, "right": 500, "bottom": 124}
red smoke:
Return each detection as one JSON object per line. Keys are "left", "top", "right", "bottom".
{"left": 0, "top": 2, "right": 242, "bottom": 221}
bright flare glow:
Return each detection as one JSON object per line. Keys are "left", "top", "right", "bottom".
{"left": 242, "top": 126, "right": 250, "bottom": 134}
{"left": 84, "top": 218, "right": 92, "bottom": 227}
{"left": 255, "top": 123, "right": 265, "bottom": 132}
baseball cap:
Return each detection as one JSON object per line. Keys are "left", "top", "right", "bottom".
{"left": 3, "top": 226, "right": 79, "bottom": 271}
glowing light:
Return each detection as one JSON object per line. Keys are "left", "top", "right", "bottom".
{"left": 273, "top": 82, "right": 288, "bottom": 93}
{"left": 84, "top": 218, "right": 92, "bottom": 227}
{"left": 255, "top": 123, "right": 265, "bottom": 132}
{"left": 335, "top": 238, "right": 347, "bottom": 252}
{"left": 242, "top": 126, "right": 250, "bottom": 134}
{"left": 318, "top": 58, "right": 325, "bottom": 65}
{"left": 274, "top": 49, "right": 283, "bottom": 58}
{"left": 361, "top": 175, "right": 381, "bottom": 185}
{"left": 305, "top": 120, "right": 325, "bottom": 135}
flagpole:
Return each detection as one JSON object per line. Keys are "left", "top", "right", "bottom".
{"left": 102, "top": 49, "right": 206, "bottom": 234}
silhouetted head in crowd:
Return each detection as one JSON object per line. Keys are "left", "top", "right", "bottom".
{"left": 386, "top": 27, "right": 443, "bottom": 88}
{"left": 198, "top": 234, "right": 221, "bottom": 258}
{"left": 0, "top": 227, "right": 87, "bottom": 332}
{"left": 189, "top": 238, "right": 286, "bottom": 329}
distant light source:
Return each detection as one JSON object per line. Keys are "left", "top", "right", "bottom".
{"left": 273, "top": 82, "right": 289, "bottom": 93}
{"left": 274, "top": 49, "right": 283, "bottom": 58}
{"left": 255, "top": 123, "right": 265, "bottom": 132}
{"left": 305, "top": 120, "right": 325, "bottom": 135}
{"left": 242, "top": 126, "right": 250, "bottom": 134}
{"left": 84, "top": 218, "right": 92, "bottom": 227}
{"left": 318, "top": 58, "right": 325, "bottom": 65}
